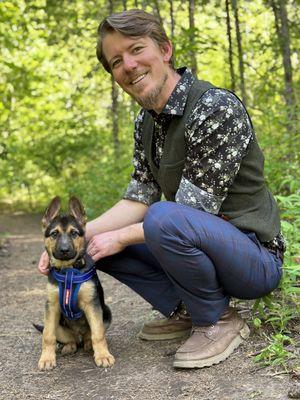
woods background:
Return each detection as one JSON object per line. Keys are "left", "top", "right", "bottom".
{"left": 0, "top": 0, "right": 298, "bottom": 214}
{"left": 0, "top": 0, "right": 299, "bottom": 368}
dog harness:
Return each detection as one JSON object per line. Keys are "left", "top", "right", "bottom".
{"left": 50, "top": 256, "right": 96, "bottom": 320}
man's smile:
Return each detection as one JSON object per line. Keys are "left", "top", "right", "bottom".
{"left": 130, "top": 72, "right": 148, "bottom": 85}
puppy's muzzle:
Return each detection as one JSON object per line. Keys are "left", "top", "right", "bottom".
{"left": 54, "top": 235, "right": 77, "bottom": 260}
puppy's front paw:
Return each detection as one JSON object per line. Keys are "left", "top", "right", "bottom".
{"left": 38, "top": 353, "right": 57, "bottom": 371}
{"left": 61, "top": 342, "right": 77, "bottom": 355}
{"left": 94, "top": 351, "right": 115, "bottom": 368}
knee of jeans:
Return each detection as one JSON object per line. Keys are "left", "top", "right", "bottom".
{"left": 144, "top": 201, "right": 177, "bottom": 244}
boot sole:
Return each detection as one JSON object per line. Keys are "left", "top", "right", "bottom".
{"left": 173, "top": 323, "right": 250, "bottom": 368}
{"left": 138, "top": 328, "right": 192, "bottom": 341}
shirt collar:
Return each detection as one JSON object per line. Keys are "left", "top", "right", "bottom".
{"left": 148, "top": 67, "right": 196, "bottom": 118}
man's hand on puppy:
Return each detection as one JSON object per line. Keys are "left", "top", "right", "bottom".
{"left": 38, "top": 223, "right": 144, "bottom": 270}
{"left": 87, "top": 231, "right": 126, "bottom": 261}
{"left": 38, "top": 250, "right": 50, "bottom": 275}
{"left": 37, "top": 233, "right": 123, "bottom": 274}
{"left": 88, "top": 223, "right": 145, "bottom": 261}
{"left": 87, "top": 223, "right": 145, "bottom": 261}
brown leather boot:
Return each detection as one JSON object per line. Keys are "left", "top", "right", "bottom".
{"left": 173, "top": 307, "right": 250, "bottom": 368}
{"left": 138, "top": 304, "right": 192, "bottom": 341}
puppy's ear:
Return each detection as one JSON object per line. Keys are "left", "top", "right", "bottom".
{"left": 69, "top": 197, "right": 87, "bottom": 226}
{"left": 42, "top": 196, "right": 61, "bottom": 228}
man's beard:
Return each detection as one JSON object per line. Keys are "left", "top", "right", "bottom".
{"left": 133, "top": 71, "right": 168, "bottom": 110}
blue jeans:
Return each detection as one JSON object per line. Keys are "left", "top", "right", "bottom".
{"left": 96, "top": 202, "right": 283, "bottom": 326}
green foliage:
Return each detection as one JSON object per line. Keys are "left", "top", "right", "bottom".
{"left": 252, "top": 191, "right": 300, "bottom": 368}
{"left": 1, "top": 0, "right": 299, "bottom": 213}
{"left": 254, "top": 333, "right": 296, "bottom": 367}
{"left": 0, "top": 0, "right": 130, "bottom": 213}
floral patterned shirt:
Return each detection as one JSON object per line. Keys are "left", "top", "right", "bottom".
{"left": 124, "top": 67, "right": 253, "bottom": 215}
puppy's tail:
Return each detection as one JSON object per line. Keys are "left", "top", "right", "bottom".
{"left": 103, "top": 304, "right": 112, "bottom": 331}
{"left": 32, "top": 323, "right": 44, "bottom": 333}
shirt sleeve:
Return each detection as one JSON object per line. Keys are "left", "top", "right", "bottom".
{"left": 123, "top": 110, "right": 162, "bottom": 205}
{"left": 175, "top": 89, "right": 253, "bottom": 214}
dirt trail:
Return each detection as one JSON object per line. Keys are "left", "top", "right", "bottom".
{"left": 0, "top": 213, "right": 298, "bottom": 400}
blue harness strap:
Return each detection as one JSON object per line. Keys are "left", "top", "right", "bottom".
{"left": 50, "top": 257, "right": 96, "bottom": 320}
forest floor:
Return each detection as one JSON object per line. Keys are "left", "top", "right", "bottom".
{"left": 0, "top": 213, "right": 299, "bottom": 400}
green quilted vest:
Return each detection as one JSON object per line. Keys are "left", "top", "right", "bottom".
{"left": 142, "top": 79, "right": 280, "bottom": 242}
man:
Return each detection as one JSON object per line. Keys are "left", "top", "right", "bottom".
{"left": 39, "top": 9, "right": 285, "bottom": 368}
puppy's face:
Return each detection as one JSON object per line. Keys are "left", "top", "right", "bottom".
{"left": 42, "top": 197, "right": 87, "bottom": 268}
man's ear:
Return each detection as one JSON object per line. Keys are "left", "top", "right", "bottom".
{"left": 160, "top": 40, "right": 173, "bottom": 63}
{"left": 69, "top": 196, "right": 87, "bottom": 226}
{"left": 42, "top": 196, "right": 61, "bottom": 229}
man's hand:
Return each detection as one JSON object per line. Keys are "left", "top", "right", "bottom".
{"left": 38, "top": 250, "right": 50, "bottom": 275}
{"left": 87, "top": 223, "right": 145, "bottom": 262}
{"left": 87, "top": 231, "right": 126, "bottom": 262}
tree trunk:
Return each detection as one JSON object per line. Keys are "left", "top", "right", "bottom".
{"left": 270, "top": 0, "right": 281, "bottom": 38}
{"left": 277, "top": 0, "right": 295, "bottom": 109}
{"left": 188, "top": 0, "right": 198, "bottom": 77}
{"left": 232, "top": 0, "right": 247, "bottom": 105}
{"left": 225, "top": 0, "right": 235, "bottom": 91}
{"left": 108, "top": 0, "right": 120, "bottom": 156}
{"left": 168, "top": 0, "right": 175, "bottom": 39}
{"left": 153, "top": 0, "right": 163, "bottom": 26}
{"left": 111, "top": 76, "right": 120, "bottom": 156}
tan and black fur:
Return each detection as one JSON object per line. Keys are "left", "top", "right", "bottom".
{"left": 38, "top": 196, "right": 115, "bottom": 370}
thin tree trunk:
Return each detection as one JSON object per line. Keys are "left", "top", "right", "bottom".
{"left": 270, "top": 0, "right": 281, "bottom": 38}
{"left": 277, "top": 0, "right": 295, "bottom": 109}
{"left": 122, "top": 0, "right": 127, "bottom": 10}
{"left": 270, "top": 0, "right": 296, "bottom": 138}
{"left": 225, "top": 0, "right": 235, "bottom": 91}
{"left": 108, "top": 0, "right": 120, "bottom": 156}
{"left": 169, "top": 0, "right": 175, "bottom": 39}
{"left": 232, "top": 0, "right": 247, "bottom": 105}
{"left": 111, "top": 76, "right": 120, "bottom": 156}
{"left": 188, "top": 0, "right": 198, "bottom": 77}
{"left": 153, "top": 0, "right": 163, "bottom": 26}
{"left": 168, "top": 0, "right": 176, "bottom": 68}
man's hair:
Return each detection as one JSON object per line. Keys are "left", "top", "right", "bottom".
{"left": 96, "top": 9, "right": 174, "bottom": 73}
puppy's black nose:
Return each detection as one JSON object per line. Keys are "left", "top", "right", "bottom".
{"left": 60, "top": 246, "right": 71, "bottom": 254}
{"left": 54, "top": 234, "right": 76, "bottom": 260}
{"left": 55, "top": 246, "right": 75, "bottom": 260}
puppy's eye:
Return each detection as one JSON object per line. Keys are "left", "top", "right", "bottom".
{"left": 50, "top": 230, "right": 58, "bottom": 239}
{"left": 70, "top": 230, "right": 78, "bottom": 238}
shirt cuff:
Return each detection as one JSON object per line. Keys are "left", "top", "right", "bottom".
{"left": 123, "top": 178, "right": 161, "bottom": 206}
{"left": 175, "top": 176, "right": 224, "bottom": 214}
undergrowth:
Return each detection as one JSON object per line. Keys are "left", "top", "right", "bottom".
{"left": 251, "top": 189, "right": 300, "bottom": 372}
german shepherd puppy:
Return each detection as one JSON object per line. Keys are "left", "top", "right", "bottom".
{"left": 38, "top": 196, "right": 115, "bottom": 370}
